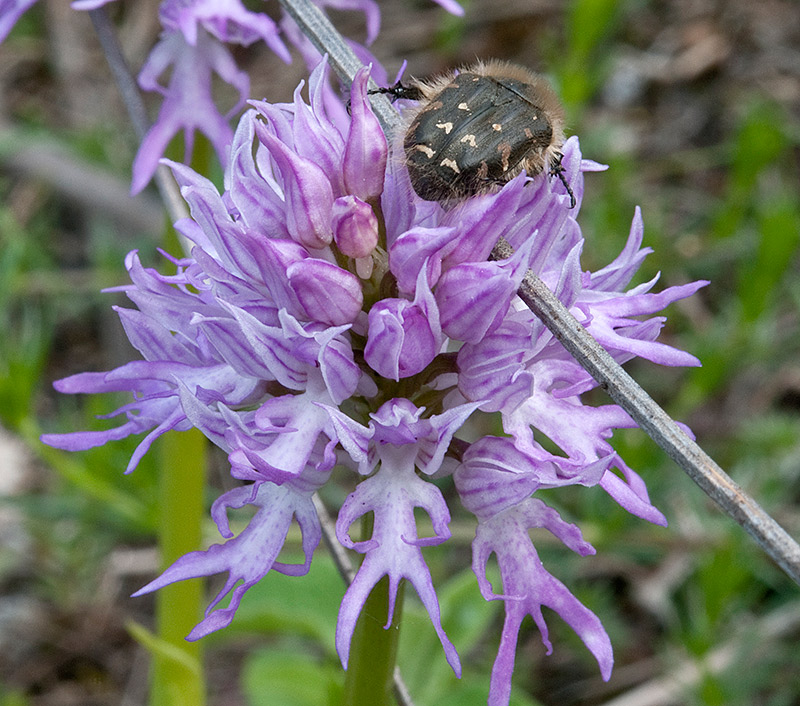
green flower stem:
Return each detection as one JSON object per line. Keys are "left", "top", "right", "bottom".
{"left": 151, "top": 427, "right": 207, "bottom": 706}
{"left": 149, "top": 100, "right": 212, "bottom": 706}
{"left": 342, "top": 511, "right": 405, "bottom": 706}
{"left": 343, "top": 575, "right": 405, "bottom": 706}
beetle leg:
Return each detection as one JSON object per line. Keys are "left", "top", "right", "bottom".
{"left": 549, "top": 154, "right": 576, "bottom": 209}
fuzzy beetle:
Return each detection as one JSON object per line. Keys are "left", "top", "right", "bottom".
{"left": 373, "top": 60, "right": 575, "bottom": 208}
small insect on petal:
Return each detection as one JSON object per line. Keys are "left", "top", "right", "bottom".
{"left": 373, "top": 60, "right": 575, "bottom": 207}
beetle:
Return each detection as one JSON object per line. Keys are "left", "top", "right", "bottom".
{"left": 372, "top": 60, "right": 575, "bottom": 208}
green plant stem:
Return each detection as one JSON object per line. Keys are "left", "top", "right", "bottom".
{"left": 151, "top": 428, "right": 207, "bottom": 706}
{"left": 343, "top": 575, "right": 405, "bottom": 706}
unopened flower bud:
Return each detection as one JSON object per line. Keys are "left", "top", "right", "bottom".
{"left": 343, "top": 65, "right": 388, "bottom": 201}
{"left": 332, "top": 195, "right": 379, "bottom": 259}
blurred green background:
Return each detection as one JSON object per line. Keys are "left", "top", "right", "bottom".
{"left": 1, "top": 0, "right": 799, "bottom": 704}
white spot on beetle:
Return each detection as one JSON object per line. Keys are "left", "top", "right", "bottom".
{"left": 436, "top": 121, "right": 454, "bottom": 134}
{"left": 492, "top": 123, "right": 502, "bottom": 131}
{"left": 414, "top": 144, "right": 436, "bottom": 158}
{"left": 458, "top": 102, "right": 470, "bottom": 110}
{"left": 460, "top": 134, "right": 477, "bottom": 147}
{"left": 440, "top": 158, "right": 460, "bottom": 173}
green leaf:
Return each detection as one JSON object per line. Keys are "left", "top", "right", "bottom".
{"left": 242, "top": 649, "right": 343, "bottom": 706}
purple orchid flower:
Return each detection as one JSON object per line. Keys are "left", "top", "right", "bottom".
{"left": 41, "top": 54, "right": 706, "bottom": 705}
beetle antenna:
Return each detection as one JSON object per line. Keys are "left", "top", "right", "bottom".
{"left": 368, "top": 80, "right": 423, "bottom": 103}
{"left": 350, "top": 80, "right": 422, "bottom": 115}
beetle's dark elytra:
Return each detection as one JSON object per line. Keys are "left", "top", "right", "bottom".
{"left": 378, "top": 61, "right": 573, "bottom": 207}
{"left": 404, "top": 72, "right": 555, "bottom": 202}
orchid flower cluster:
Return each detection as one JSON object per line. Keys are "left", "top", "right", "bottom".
{"left": 6, "top": 0, "right": 707, "bottom": 703}
{"left": 38, "top": 48, "right": 707, "bottom": 702}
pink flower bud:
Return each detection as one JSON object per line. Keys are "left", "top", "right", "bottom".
{"left": 332, "top": 195, "right": 379, "bottom": 259}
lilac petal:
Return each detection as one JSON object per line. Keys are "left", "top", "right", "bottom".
{"left": 388, "top": 225, "right": 456, "bottom": 295}
{"left": 589, "top": 318, "right": 703, "bottom": 367}
{"left": 51, "top": 369, "right": 144, "bottom": 395}
{"left": 70, "top": 0, "right": 116, "bottom": 9}
{"left": 195, "top": 315, "right": 277, "bottom": 380}
{"left": 41, "top": 363, "right": 205, "bottom": 472}
{"left": 198, "top": 237, "right": 308, "bottom": 317}
{"left": 381, "top": 149, "right": 420, "bottom": 241}
{"left": 317, "top": 0, "right": 382, "bottom": 44}
{"left": 363, "top": 302, "right": 408, "bottom": 380}
{"left": 369, "top": 398, "right": 424, "bottom": 444}
{"left": 470, "top": 499, "right": 612, "bottom": 704}
{"left": 488, "top": 564, "right": 611, "bottom": 705}
{"left": 165, "top": 161, "right": 266, "bottom": 283}
{"left": 133, "top": 480, "right": 322, "bottom": 639}
{"left": 227, "top": 393, "right": 335, "bottom": 482}
{"left": 456, "top": 436, "right": 611, "bottom": 519}
{"left": 287, "top": 258, "right": 364, "bottom": 325}
{"left": 132, "top": 32, "right": 242, "bottom": 194}
{"left": 122, "top": 407, "right": 188, "bottom": 474}
{"left": 119, "top": 252, "right": 228, "bottom": 350}
{"left": 561, "top": 242, "right": 589, "bottom": 308}
{"left": 437, "top": 261, "right": 515, "bottom": 343}
{"left": 332, "top": 195, "right": 379, "bottom": 258}
{"left": 343, "top": 65, "right": 388, "bottom": 201}
{"left": 315, "top": 328, "right": 362, "bottom": 405}
{"left": 255, "top": 122, "right": 334, "bottom": 249}
{"left": 364, "top": 299, "right": 439, "bottom": 380}
{"left": 44, "top": 400, "right": 188, "bottom": 475}
{"left": 177, "top": 382, "right": 236, "bottom": 452}
{"left": 585, "top": 281, "right": 708, "bottom": 367}
{"left": 0, "top": 0, "right": 37, "bottom": 43}
{"left": 116, "top": 306, "right": 200, "bottom": 363}
{"left": 225, "top": 112, "right": 290, "bottom": 241}
{"left": 551, "top": 137, "right": 586, "bottom": 209}
{"left": 335, "top": 462, "right": 460, "bottom": 676}
{"left": 219, "top": 305, "right": 309, "bottom": 390}
{"left": 440, "top": 177, "right": 528, "bottom": 266}
{"left": 589, "top": 207, "right": 652, "bottom": 291}
{"left": 501, "top": 360, "right": 669, "bottom": 524}
{"left": 429, "top": 0, "right": 464, "bottom": 14}
{"left": 364, "top": 267, "right": 442, "bottom": 380}
{"left": 41, "top": 419, "right": 146, "bottom": 453}
{"left": 163, "top": 0, "right": 291, "bottom": 62}
{"left": 307, "top": 52, "right": 354, "bottom": 141}
{"left": 414, "top": 401, "right": 481, "bottom": 476}
{"left": 457, "top": 319, "right": 535, "bottom": 413}
{"left": 599, "top": 459, "right": 668, "bottom": 526}
{"left": 104, "top": 361, "right": 258, "bottom": 404}
{"left": 286, "top": 66, "right": 347, "bottom": 193}
{"left": 320, "top": 405, "right": 373, "bottom": 474}
{"left": 504, "top": 185, "right": 570, "bottom": 268}
{"left": 437, "top": 236, "right": 535, "bottom": 343}
{"left": 503, "top": 358, "right": 636, "bottom": 461}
